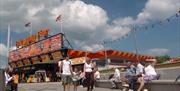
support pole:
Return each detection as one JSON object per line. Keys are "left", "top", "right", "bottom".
{"left": 132, "top": 25, "right": 139, "bottom": 62}
{"left": 7, "top": 24, "right": 11, "bottom": 64}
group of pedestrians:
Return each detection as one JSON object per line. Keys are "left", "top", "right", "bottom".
{"left": 5, "top": 55, "right": 158, "bottom": 91}
{"left": 58, "top": 56, "right": 98, "bottom": 91}
{"left": 125, "top": 59, "right": 159, "bottom": 91}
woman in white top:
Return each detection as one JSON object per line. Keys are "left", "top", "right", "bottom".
{"left": 83, "top": 57, "right": 97, "bottom": 91}
{"left": 137, "top": 59, "right": 157, "bottom": 91}
{"left": 143, "top": 59, "right": 157, "bottom": 82}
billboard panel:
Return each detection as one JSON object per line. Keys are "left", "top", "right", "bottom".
{"left": 70, "top": 57, "right": 86, "bottom": 65}
{"left": 23, "top": 59, "right": 31, "bottom": 66}
{"left": 18, "top": 47, "right": 26, "bottom": 58}
{"left": 9, "top": 34, "right": 62, "bottom": 62}
{"left": 40, "top": 39, "right": 50, "bottom": 53}
{"left": 9, "top": 63, "right": 17, "bottom": 68}
{"left": 50, "top": 34, "right": 62, "bottom": 51}
{"left": 31, "top": 57, "right": 40, "bottom": 64}
{"left": 16, "top": 61, "right": 23, "bottom": 67}
{"left": 51, "top": 51, "right": 63, "bottom": 61}
{"left": 40, "top": 54, "right": 50, "bottom": 62}
{"left": 23, "top": 46, "right": 30, "bottom": 57}
{"left": 9, "top": 51, "right": 16, "bottom": 61}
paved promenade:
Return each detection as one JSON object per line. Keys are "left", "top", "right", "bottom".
{"left": 18, "top": 82, "right": 122, "bottom": 91}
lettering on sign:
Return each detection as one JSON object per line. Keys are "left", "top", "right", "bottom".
{"left": 16, "top": 29, "right": 49, "bottom": 48}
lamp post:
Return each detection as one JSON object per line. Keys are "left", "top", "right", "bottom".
{"left": 103, "top": 44, "right": 109, "bottom": 69}
{"left": 132, "top": 25, "right": 139, "bottom": 62}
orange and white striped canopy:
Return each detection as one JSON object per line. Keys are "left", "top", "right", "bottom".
{"left": 68, "top": 49, "right": 155, "bottom": 61}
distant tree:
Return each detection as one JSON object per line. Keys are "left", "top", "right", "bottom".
{"left": 156, "top": 55, "right": 171, "bottom": 63}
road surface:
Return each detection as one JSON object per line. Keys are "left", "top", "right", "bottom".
{"left": 18, "top": 82, "right": 123, "bottom": 91}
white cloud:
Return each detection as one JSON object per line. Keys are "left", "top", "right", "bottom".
{"left": 0, "top": 44, "right": 8, "bottom": 57}
{"left": 135, "top": 0, "right": 180, "bottom": 24}
{"left": 0, "top": 44, "right": 8, "bottom": 68}
{"left": 112, "top": 17, "right": 135, "bottom": 26}
{"left": 82, "top": 44, "right": 104, "bottom": 52}
{"left": 145, "top": 48, "right": 170, "bottom": 55}
{"left": 0, "top": 56, "right": 7, "bottom": 69}
{"left": 51, "top": 1, "right": 108, "bottom": 30}
{"left": 112, "top": 0, "right": 180, "bottom": 25}
{"left": 0, "top": 0, "right": 110, "bottom": 51}
{"left": 0, "top": 44, "right": 18, "bottom": 68}
{"left": 105, "top": 26, "right": 131, "bottom": 40}
{"left": 0, "top": 0, "right": 179, "bottom": 52}
{"left": 108, "top": 0, "right": 180, "bottom": 47}
{"left": 27, "top": 4, "right": 45, "bottom": 17}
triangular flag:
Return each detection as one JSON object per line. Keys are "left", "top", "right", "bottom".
{"left": 25, "top": 22, "right": 31, "bottom": 27}
{"left": 56, "top": 15, "right": 61, "bottom": 22}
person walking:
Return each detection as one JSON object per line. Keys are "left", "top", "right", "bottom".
{"left": 59, "top": 56, "right": 73, "bottom": 91}
{"left": 83, "top": 57, "right": 97, "bottom": 91}
{"left": 72, "top": 68, "right": 80, "bottom": 91}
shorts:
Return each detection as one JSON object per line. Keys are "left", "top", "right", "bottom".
{"left": 72, "top": 79, "right": 79, "bottom": 85}
{"left": 143, "top": 75, "right": 157, "bottom": 83}
{"left": 62, "top": 75, "right": 72, "bottom": 85}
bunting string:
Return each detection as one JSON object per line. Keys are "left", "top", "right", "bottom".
{"left": 95, "top": 10, "right": 180, "bottom": 46}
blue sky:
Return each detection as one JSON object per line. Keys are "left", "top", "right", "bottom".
{"left": 83, "top": 0, "right": 147, "bottom": 18}
{"left": 82, "top": 0, "right": 179, "bottom": 56}
{"left": 0, "top": 0, "right": 180, "bottom": 68}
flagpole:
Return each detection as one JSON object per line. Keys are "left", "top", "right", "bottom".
{"left": 10, "top": 37, "right": 13, "bottom": 50}
{"left": 104, "top": 45, "right": 108, "bottom": 69}
{"left": 7, "top": 24, "right": 11, "bottom": 64}
{"left": 60, "top": 18, "right": 63, "bottom": 33}
{"left": 30, "top": 23, "right": 32, "bottom": 35}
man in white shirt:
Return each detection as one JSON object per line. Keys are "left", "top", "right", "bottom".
{"left": 134, "top": 61, "right": 145, "bottom": 91}
{"left": 59, "top": 57, "right": 73, "bottom": 91}
{"left": 135, "top": 62, "right": 144, "bottom": 76}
